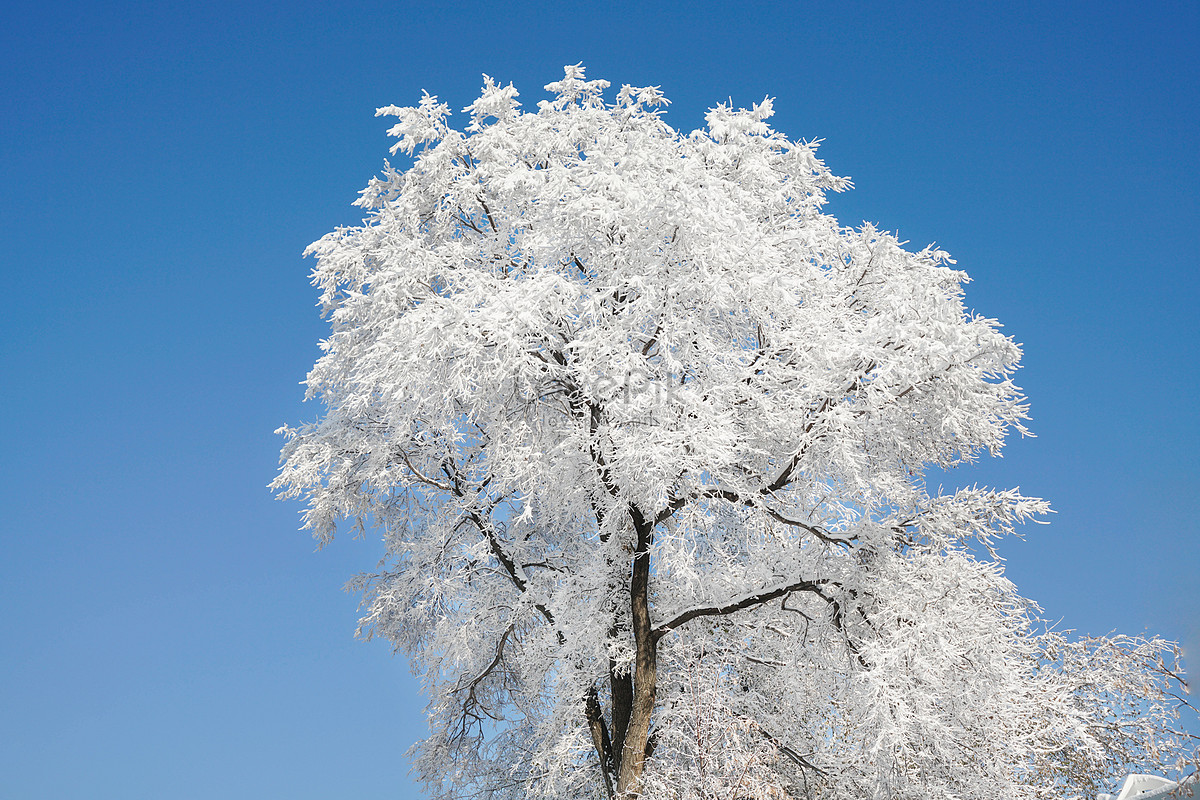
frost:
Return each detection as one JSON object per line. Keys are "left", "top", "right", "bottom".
{"left": 274, "top": 66, "right": 1196, "bottom": 800}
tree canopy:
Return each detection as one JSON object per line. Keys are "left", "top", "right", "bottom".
{"left": 274, "top": 66, "right": 1194, "bottom": 800}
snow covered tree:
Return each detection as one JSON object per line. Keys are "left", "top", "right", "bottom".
{"left": 274, "top": 66, "right": 1195, "bottom": 800}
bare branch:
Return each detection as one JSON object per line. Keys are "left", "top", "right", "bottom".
{"left": 586, "top": 684, "right": 616, "bottom": 799}
{"left": 653, "top": 578, "right": 837, "bottom": 641}
{"left": 449, "top": 624, "right": 516, "bottom": 745}
{"left": 655, "top": 485, "right": 852, "bottom": 547}
{"left": 396, "top": 449, "right": 455, "bottom": 492}
{"left": 759, "top": 728, "right": 828, "bottom": 777}
{"left": 478, "top": 196, "right": 499, "bottom": 233}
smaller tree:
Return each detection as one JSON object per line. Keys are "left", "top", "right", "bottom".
{"left": 275, "top": 66, "right": 1196, "bottom": 800}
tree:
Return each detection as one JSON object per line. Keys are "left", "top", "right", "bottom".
{"left": 274, "top": 66, "right": 1195, "bottom": 800}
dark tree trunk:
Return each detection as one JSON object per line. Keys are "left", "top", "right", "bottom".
{"left": 615, "top": 505, "right": 657, "bottom": 799}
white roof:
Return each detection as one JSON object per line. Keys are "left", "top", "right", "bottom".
{"left": 1098, "top": 773, "right": 1197, "bottom": 800}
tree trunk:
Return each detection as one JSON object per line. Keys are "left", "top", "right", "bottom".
{"left": 609, "top": 647, "right": 633, "bottom": 773}
{"left": 616, "top": 508, "right": 657, "bottom": 798}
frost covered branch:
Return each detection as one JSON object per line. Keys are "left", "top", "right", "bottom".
{"left": 654, "top": 579, "right": 839, "bottom": 641}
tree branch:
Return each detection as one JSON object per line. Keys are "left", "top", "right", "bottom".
{"left": 478, "top": 196, "right": 499, "bottom": 233}
{"left": 437, "top": 458, "right": 561, "bottom": 630}
{"left": 449, "top": 624, "right": 515, "bottom": 746}
{"left": 655, "top": 485, "right": 852, "bottom": 547}
{"left": 758, "top": 728, "right": 827, "bottom": 776}
{"left": 653, "top": 579, "right": 836, "bottom": 641}
{"left": 586, "top": 684, "right": 616, "bottom": 800}
{"left": 396, "top": 449, "right": 455, "bottom": 492}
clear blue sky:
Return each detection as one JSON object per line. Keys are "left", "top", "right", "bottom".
{"left": 2, "top": 1, "right": 1196, "bottom": 797}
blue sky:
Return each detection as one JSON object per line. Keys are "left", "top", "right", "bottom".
{"left": 2, "top": 1, "right": 1196, "bottom": 797}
